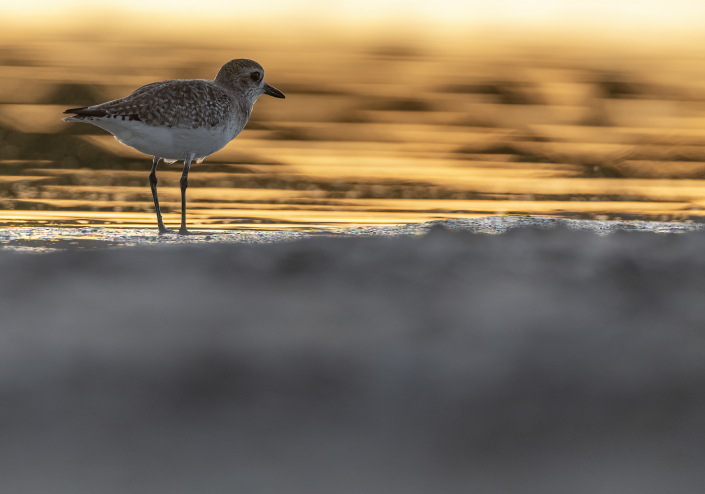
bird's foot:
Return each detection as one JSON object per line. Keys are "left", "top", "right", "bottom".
{"left": 178, "top": 228, "right": 191, "bottom": 236}
{"left": 158, "top": 227, "right": 173, "bottom": 235}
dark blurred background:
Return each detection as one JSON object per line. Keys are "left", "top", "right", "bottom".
{"left": 2, "top": 224, "right": 705, "bottom": 493}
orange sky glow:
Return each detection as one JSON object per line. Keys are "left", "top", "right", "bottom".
{"left": 2, "top": 0, "right": 705, "bottom": 31}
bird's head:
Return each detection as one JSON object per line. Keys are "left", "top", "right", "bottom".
{"left": 215, "top": 59, "right": 285, "bottom": 102}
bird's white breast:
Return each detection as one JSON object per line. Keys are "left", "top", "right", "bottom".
{"left": 89, "top": 117, "right": 241, "bottom": 161}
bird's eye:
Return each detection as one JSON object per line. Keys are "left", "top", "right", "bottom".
{"left": 250, "top": 72, "right": 261, "bottom": 82}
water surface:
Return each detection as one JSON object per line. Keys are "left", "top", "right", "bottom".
{"left": 2, "top": 33, "right": 705, "bottom": 231}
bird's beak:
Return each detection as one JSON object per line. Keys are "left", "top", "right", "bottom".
{"left": 264, "top": 83, "right": 285, "bottom": 99}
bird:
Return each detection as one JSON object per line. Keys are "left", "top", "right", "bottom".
{"left": 62, "top": 59, "right": 285, "bottom": 235}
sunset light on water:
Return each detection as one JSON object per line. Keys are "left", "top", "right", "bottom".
{"left": 2, "top": 1, "right": 705, "bottom": 231}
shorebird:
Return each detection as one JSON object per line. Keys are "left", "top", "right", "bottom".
{"left": 63, "top": 59, "right": 285, "bottom": 234}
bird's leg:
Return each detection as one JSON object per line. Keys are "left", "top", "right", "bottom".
{"left": 178, "top": 153, "right": 195, "bottom": 235}
{"left": 149, "top": 156, "right": 170, "bottom": 234}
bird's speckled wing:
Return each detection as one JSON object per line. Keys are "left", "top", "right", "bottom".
{"left": 87, "top": 80, "right": 233, "bottom": 129}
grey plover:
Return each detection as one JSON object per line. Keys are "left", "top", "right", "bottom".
{"left": 63, "top": 59, "right": 285, "bottom": 234}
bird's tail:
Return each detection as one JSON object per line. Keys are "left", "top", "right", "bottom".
{"left": 62, "top": 107, "right": 107, "bottom": 122}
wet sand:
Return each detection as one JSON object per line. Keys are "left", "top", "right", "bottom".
{"left": 1, "top": 216, "right": 704, "bottom": 493}
{"left": 0, "top": 214, "right": 702, "bottom": 251}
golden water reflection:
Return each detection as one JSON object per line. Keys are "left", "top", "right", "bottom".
{"left": 2, "top": 30, "right": 705, "bottom": 231}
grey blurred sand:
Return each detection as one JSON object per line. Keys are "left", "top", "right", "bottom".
{"left": 1, "top": 216, "right": 705, "bottom": 493}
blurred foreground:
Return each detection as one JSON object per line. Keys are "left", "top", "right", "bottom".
{"left": 1, "top": 219, "right": 705, "bottom": 493}
{"left": 3, "top": 28, "right": 705, "bottom": 229}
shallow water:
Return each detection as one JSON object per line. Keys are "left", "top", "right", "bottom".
{"left": 2, "top": 32, "right": 705, "bottom": 230}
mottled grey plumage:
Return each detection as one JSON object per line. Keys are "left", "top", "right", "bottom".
{"left": 84, "top": 80, "right": 234, "bottom": 129}
{"left": 62, "top": 58, "right": 285, "bottom": 235}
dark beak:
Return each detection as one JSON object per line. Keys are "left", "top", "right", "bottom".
{"left": 264, "top": 83, "right": 285, "bottom": 99}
